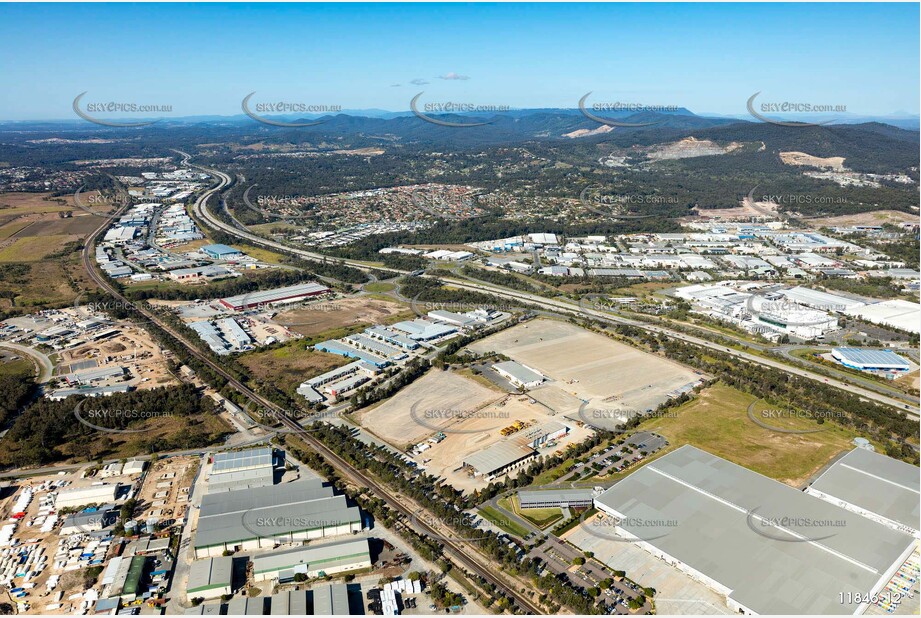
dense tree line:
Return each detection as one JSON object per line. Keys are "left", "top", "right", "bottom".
{"left": 0, "top": 384, "right": 225, "bottom": 467}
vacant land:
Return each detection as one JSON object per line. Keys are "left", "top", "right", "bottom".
{"left": 478, "top": 505, "right": 531, "bottom": 537}
{"left": 356, "top": 369, "right": 503, "bottom": 446}
{"left": 780, "top": 151, "right": 846, "bottom": 170}
{"left": 0, "top": 235, "right": 79, "bottom": 262}
{"left": 0, "top": 192, "right": 103, "bottom": 314}
{"left": 58, "top": 325, "right": 178, "bottom": 390}
{"left": 0, "top": 191, "right": 74, "bottom": 216}
{"left": 637, "top": 382, "right": 868, "bottom": 487}
{"left": 275, "top": 296, "right": 412, "bottom": 337}
{"left": 809, "top": 210, "right": 920, "bottom": 227}
{"left": 239, "top": 341, "right": 351, "bottom": 397}
{"left": 467, "top": 319, "right": 701, "bottom": 428}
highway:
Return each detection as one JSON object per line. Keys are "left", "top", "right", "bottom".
{"left": 85, "top": 163, "right": 546, "bottom": 615}
{"left": 0, "top": 342, "right": 53, "bottom": 383}
{"left": 182, "top": 155, "right": 915, "bottom": 416}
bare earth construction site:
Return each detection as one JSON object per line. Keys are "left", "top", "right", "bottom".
{"left": 467, "top": 319, "right": 703, "bottom": 428}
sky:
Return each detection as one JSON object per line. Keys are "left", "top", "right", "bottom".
{"left": 0, "top": 2, "right": 918, "bottom": 121}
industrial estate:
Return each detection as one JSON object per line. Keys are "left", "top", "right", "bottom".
{"left": 0, "top": 3, "right": 919, "bottom": 617}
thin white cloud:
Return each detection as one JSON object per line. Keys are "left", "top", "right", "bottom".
{"left": 439, "top": 72, "right": 470, "bottom": 81}
{"left": 410, "top": 78, "right": 429, "bottom": 86}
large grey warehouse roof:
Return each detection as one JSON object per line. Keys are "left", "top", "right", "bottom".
{"left": 221, "top": 283, "right": 329, "bottom": 308}
{"left": 313, "top": 583, "right": 350, "bottom": 615}
{"left": 593, "top": 445, "right": 914, "bottom": 615}
{"left": 271, "top": 590, "right": 308, "bottom": 615}
{"left": 808, "top": 448, "right": 920, "bottom": 535}
{"left": 464, "top": 440, "right": 534, "bottom": 475}
{"left": 195, "top": 496, "right": 360, "bottom": 550}
{"left": 252, "top": 537, "right": 370, "bottom": 576}
{"left": 206, "top": 466, "right": 275, "bottom": 494}
{"left": 211, "top": 446, "right": 273, "bottom": 474}
{"left": 199, "top": 479, "right": 328, "bottom": 517}
{"left": 493, "top": 360, "right": 544, "bottom": 384}
{"left": 187, "top": 557, "right": 232, "bottom": 594}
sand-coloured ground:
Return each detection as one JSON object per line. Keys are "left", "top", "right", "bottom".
{"left": 780, "top": 151, "right": 846, "bottom": 170}
{"left": 467, "top": 319, "right": 701, "bottom": 430}
{"left": 356, "top": 369, "right": 503, "bottom": 446}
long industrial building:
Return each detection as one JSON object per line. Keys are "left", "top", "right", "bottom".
{"left": 806, "top": 448, "right": 920, "bottom": 538}
{"left": 831, "top": 348, "right": 912, "bottom": 373}
{"left": 518, "top": 489, "right": 593, "bottom": 509}
{"left": 592, "top": 445, "right": 915, "bottom": 615}
{"left": 56, "top": 484, "right": 122, "bottom": 510}
{"left": 251, "top": 537, "right": 371, "bottom": 582}
{"left": 186, "top": 557, "right": 233, "bottom": 601}
{"left": 207, "top": 447, "right": 277, "bottom": 493}
{"left": 192, "top": 479, "right": 362, "bottom": 558}
{"left": 219, "top": 282, "right": 330, "bottom": 311}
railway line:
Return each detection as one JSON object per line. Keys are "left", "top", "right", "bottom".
{"left": 181, "top": 155, "right": 914, "bottom": 415}
{"left": 82, "top": 171, "right": 546, "bottom": 615}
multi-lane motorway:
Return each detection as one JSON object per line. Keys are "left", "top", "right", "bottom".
{"left": 181, "top": 155, "right": 916, "bottom": 417}
{"left": 85, "top": 162, "right": 546, "bottom": 615}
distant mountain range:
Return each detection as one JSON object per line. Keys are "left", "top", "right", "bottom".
{"left": 4, "top": 106, "right": 918, "bottom": 131}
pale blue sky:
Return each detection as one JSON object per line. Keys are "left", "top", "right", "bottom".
{"left": 1, "top": 3, "right": 918, "bottom": 120}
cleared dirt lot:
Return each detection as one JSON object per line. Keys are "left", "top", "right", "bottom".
{"left": 59, "top": 325, "right": 178, "bottom": 390}
{"left": 467, "top": 319, "right": 701, "bottom": 429}
{"left": 780, "top": 151, "right": 846, "bottom": 170}
{"left": 137, "top": 455, "right": 199, "bottom": 532}
{"left": 239, "top": 342, "right": 351, "bottom": 397}
{"left": 809, "top": 210, "right": 919, "bottom": 227}
{"left": 274, "top": 296, "right": 412, "bottom": 337}
{"left": 421, "top": 395, "right": 593, "bottom": 493}
{"left": 355, "top": 369, "right": 503, "bottom": 447}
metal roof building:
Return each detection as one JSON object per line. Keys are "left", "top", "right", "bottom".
{"left": 193, "top": 480, "right": 362, "bottom": 558}
{"left": 463, "top": 440, "right": 536, "bottom": 478}
{"left": 492, "top": 360, "right": 545, "bottom": 389}
{"left": 518, "top": 489, "right": 593, "bottom": 509}
{"left": 211, "top": 447, "right": 274, "bottom": 474}
{"left": 806, "top": 448, "right": 920, "bottom": 538}
{"left": 219, "top": 283, "right": 330, "bottom": 311}
{"left": 779, "top": 286, "right": 865, "bottom": 313}
{"left": 252, "top": 537, "right": 371, "bottom": 582}
{"left": 201, "top": 243, "right": 242, "bottom": 259}
{"left": 314, "top": 339, "right": 391, "bottom": 368}
{"left": 206, "top": 466, "right": 275, "bottom": 494}
{"left": 831, "top": 348, "right": 912, "bottom": 372}
{"left": 312, "top": 583, "right": 351, "bottom": 615}
{"left": 226, "top": 596, "right": 268, "bottom": 615}
{"left": 186, "top": 557, "right": 233, "bottom": 601}
{"left": 270, "top": 590, "right": 309, "bottom": 615}
{"left": 592, "top": 445, "right": 915, "bottom": 615}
